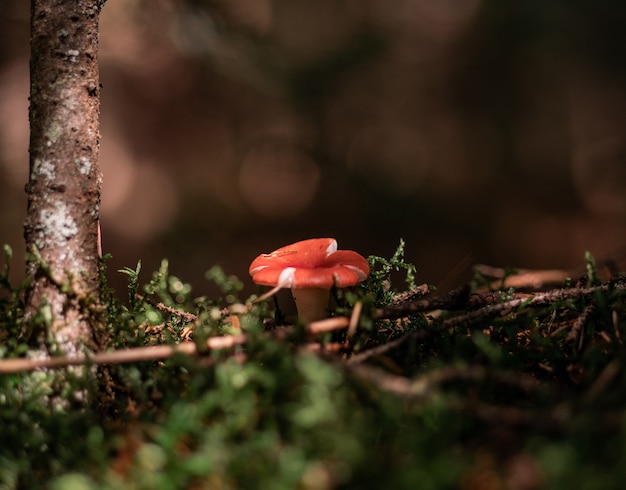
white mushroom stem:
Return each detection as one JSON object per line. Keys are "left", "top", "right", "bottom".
{"left": 291, "top": 287, "right": 331, "bottom": 325}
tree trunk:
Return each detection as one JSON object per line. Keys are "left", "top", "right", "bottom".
{"left": 25, "top": 0, "right": 105, "bottom": 357}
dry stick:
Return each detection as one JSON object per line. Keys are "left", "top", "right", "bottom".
{"left": 612, "top": 310, "right": 623, "bottom": 344}
{"left": 476, "top": 264, "right": 571, "bottom": 290}
{"left": 0, "top": 335, "right": 247, "bottom": 374}
{"left": 373, "top": 285, "right": 472, "bottom": 319}
{"left": 390, "top": 283, "right": 431, "bottom": 305}
{"left": 565, "top": 303, "right": 595, "bottom": 350}
{"left": 304, "top": 342, "right": 345, "bottom": 354}
{"left": 476, "top": 246, "right": 626, "bottom": 290}
{"left": 347, "top": 301, "right": 363, "bottom": 338}
{"left": 584, "top": 359, "right": 622, "bottom": 403}
{"left": 347, "top": 363, "right": 426, "bottom": 397}
{"left": 376, "top": 281, "right": 626, "bottom": 322}
{"left": 346, "top": 363, "right": 540, "bottom": 400}
{"left": 346, "top": 330, "right": 431, "bottom": 365}
{"left": 252, "top": 283, "right": 284, "bottom": 304}
{"left": 138, "top": 294, "right": 200, "bottom": 322}
{"left": 351, "top": 281, "right": 625, "bottom": 363}
{"left": 346, "top": 362, "right": 574, "bottom": 431}
{"left": 0, "top": 317, "right": 355, "bottom": 374}
{"left": 436, "top": 282, "right": 626, "bottom": 330}
{"left": 152, "top": 301, "right": 198, "bottom": 323}
{"left": 308, "top": 316, "right": 350, "bottom": 334}
{"left": 142, "top": 294, "right": 246, "bottom": 324}
{"left": 457, "top": 400, "right": 572, "bottom": 433}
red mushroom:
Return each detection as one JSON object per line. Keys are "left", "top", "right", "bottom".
{"left": 249, "top": 238, "right": 370, "bottom": 324}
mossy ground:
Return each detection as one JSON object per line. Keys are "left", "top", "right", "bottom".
{"left": 2, "top": 242, "right": 626, "bottom": 489}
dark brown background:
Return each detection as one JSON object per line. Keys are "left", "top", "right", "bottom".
{"left": 2, "top": 1, "right": 626, "bottom": 299}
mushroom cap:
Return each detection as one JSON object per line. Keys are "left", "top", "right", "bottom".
{"left": 249, "top": 238, "right": 370, "bottom": 289}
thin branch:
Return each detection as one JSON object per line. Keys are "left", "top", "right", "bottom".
{"left": 456, "top": 400, "right": 573, "bottom": 433}
{"left": 347, "top": 363, "right": 540, "bottom": 398}
{"left": 346, "top": 330, "right": 431, "bottom": 364}
{"left": 437, "top": 282, "right": 626, "bottom": 330}
{"left": 152, "top": 301, "right": 198, "bottom": 323}
{"left": 347, "top": 363, "right": 429, "bottom": 398}
{"left": 307, "top": 316, "right": 350, "bottom": 334}
{"left": 346, "top": 284, "right": 607, "bottom": 362}
{"left": 565, "top": 303, "right": 595, "bottom": 350}
{"left": 252, "top": 283, "right": 284, "bottom": 304}
{"left": 347, "top": 301, "right": 363, "bottom": 338}
{"left": 390, "top": 283, "right": 431, "bottom": 305}
{"left": 584, "top": 360, "right": 622, "bottom": 403}
{"left": 374, "top": 285, "right": 472, "bottom": 318}
{"left": 475, "top": 264, "right": 571, "bottom": 290}
{"left": 376, "top": 280, "right": 626, "bottom": 325}
{"left": 0, "top": 335, "right": 247, "bottom": 373}
{"left": 0, "top": 313, "right": 358, "bottom": 373}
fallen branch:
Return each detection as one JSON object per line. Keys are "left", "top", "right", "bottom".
{"left": 374, "top": 285, "right": 472, "bottom": 318}
{"left": 584, "top": 359, "right": 622, "bottom": 403}
{"left": 475, "top": 264, "right": 571, "bottom": 290}
{"left": 566, "top": 303, "right": 595, "bottom": 350}
{"left": 0, "top": 315, "right": 357, "bottom": 374}
{"left": 346, "top": 363, "right": 540, "bottom": 399}
{"left": 456, "top": 400, "right": 573, "bottom": 433}
{"left": 0, "top": 335, "right": 248, "bottom": 373}
{"left": 437, "top": 282, "right": 626, "bottom": 330}
{"left": 307, "top": 316, "right": 350, "bottom": 334}
{"left": 376, "top": 280, "right": 626, "bottom": 324}
{"left": 346, "top": 329, "right": 431, "bottom": 364}
{"left": 390, "top": 284, "right": 431, "bottom": 305}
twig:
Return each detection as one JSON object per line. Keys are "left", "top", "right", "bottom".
{"left": 457, "top": 400, "right": 572, "bottom": 433}
{"left": 346, "top": 330, "right": 431, "bottom": 365}
{"left": 584, "top": 360, "right": 621, "bottom": 403}
{"left": 347, "top": 301, "right": 363, "bottom": 338}
{"left": 347, "top": 363, "right": 429, "bottom": 398}
{"left": 152, "top": 301, "right": 198, "bottom": 322}
{"left": 304, "top": 342, "right": 345, "bottom": 354}
{"left": 345, "top": 361, "right": 579, "bottom": 431}
{"left": 372, "top": 288, "right": 524, "bottom": 320}
{"left": 252, "top": 283, "right": 284, "bottom": 304}
{"left": 612, "top": 310, "right": 623, "bottom": 344}
{"left": 565, "top": 303, "right": 595, "bottom": 350}
{"left": 307, "top": 316, "right": 350, "bottom": 334}
{"left": 390, "top": 284, "right": 430, "bottom": 305}
{"left": 376, "top": 280, "right": 626, "bottom": 327}
{"left": 0, "top": 335, "right": 247, "bottom": 373}
{"left": 0, "top": 313, "right": 358, "bottom": 373}
{"left": 346, "top": 363, "right": 540, "bottom": 399}
{"left": 437, "top": 282, "right": 626, "bottom": 330}
{"left": 374, "top": 285, "right": 472, "bottom": 318}
{"left": 138, "top": 294, "right": 198, "bottom": 322}
{"left": 476, "top": 264, "right": 571, "bottom": 290}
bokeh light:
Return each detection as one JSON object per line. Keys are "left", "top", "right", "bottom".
{"left": 2, "top": 0, "right": 626, "bottom": 299}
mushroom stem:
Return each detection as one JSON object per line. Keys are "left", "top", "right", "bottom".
{"left": 291, "top": 288, "right": 331, "bottom": 325}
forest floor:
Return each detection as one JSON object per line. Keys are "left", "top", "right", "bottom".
{"left": 2, "top": 242, "right": 626, "bottom": 489}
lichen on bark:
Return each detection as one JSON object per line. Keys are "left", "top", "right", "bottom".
{"left": 25, "top": 0, "right": 106, "bottom": 357}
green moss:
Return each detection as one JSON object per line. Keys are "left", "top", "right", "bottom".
{"left": 2, "top": 244, "right": 626, "bottom": 488}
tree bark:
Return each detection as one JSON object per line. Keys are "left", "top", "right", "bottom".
{"left": 25, "top": 0, "right": 105, "bottom": 357}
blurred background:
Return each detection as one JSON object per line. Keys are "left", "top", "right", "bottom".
{"left": 2, "top": 0, "right": 626, "bottom": 299}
